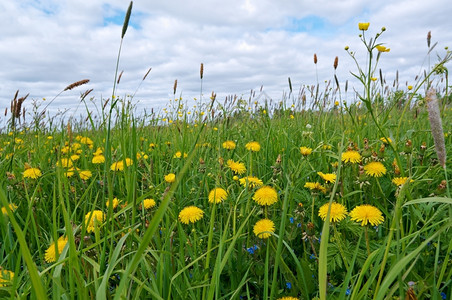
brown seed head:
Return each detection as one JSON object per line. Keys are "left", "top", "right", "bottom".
{"left": 333, "top": 56, "right": 338, "bottom": 70}
{"left": 200, "top": 63, "right": 204, "bottom": 79}
{"left": 64, "top": 79, "right": 90, "bottom": 91}
{"left": 173, "top": 79, "right": 178, "bottom": 95}
{"left": 427, "top": 31, "right": 431, "bottom": 48}
{"left": 314, "top": 54, "right": 318, "bottom": 64}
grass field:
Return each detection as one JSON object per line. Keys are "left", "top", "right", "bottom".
{"left": 1, "top": 4, "right": 452, "bottom": 300}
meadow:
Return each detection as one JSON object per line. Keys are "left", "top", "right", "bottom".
{"left": 1, "top": 4, "right": 452, "bottom": 300}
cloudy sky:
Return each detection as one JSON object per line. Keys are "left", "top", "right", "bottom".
{"left": 1, "top": 0, "right": 451, "bottom": 121}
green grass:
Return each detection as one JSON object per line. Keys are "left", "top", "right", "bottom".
{"left": 1, "top": 5, "right": 452, "bottom": 299}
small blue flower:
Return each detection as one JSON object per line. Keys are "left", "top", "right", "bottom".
{"left": 246, "top": 247, "right": 255, "bottom": 254}
{"left": 309, "top": 254, "right": 316, "bottom": 260}
{"left": 297, "top": 223, "right": 301, "bottom": 228}
{"left": 289, "top": 217, "right": 294, "bottom": 224}
{"left": 346, "top": 288, "right": 351, "bottom": 295}
{"left": 441, "top": 292, "right": 446, "bottom": 300}
{"left": 286, "top": 282, "right": 292, "bottom": 289}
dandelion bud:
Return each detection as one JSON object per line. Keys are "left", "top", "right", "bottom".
{"left": 333, "top": 56, "right": 338, "bottom": 70}
{"left": 425, "top": 88, "right": 446, "bottom": 168}
{"left": 314, "top": 53, "right": 318, "bottom": 64}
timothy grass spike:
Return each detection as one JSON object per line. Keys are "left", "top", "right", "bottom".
{"left": 122, "top": 1, "right": 133, "bottom": 39}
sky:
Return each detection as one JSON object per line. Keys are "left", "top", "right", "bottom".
{"left": 1, "top": 0, "right": 451, "bottom": 123}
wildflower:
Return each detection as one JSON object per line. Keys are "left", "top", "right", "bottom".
{"left": 1, "top": 203, "right": 17, "bottom": 215}
{"left": 392, "top": 177, "right": 412, "bottom": 186}
{"left": 232, "top": 175, "right": 239, "bottom": 181}
{"left": 350, "top": 204, "right": 384, "bottom": 226}
{"left": 106, "top": 198, "right": 119, "bottom": 210}
{"left": 358, "top": 22, "right": 370, "bottom": 31}
{"left": 110, "top": 158, "right": 133, "bottom": 171}
{"left": 239, "top": 176, "right": 263, "bottom": 188}
{"left": 317, "top": 172, "right": 336, "bottom": 183}
{"left": 341, "top": 150, "right": 362, "bottom": 164}
{"left": 227, "top": 160, "right": 246, "bottom": 175}
{"left": 380, "top": 137, "right": 392, "bottom": 145}
{"left": 245, "top": 141, "right": 261, "bottom": 152}
{"left": 58, "top": 158, "right": 73, "bottom": 168}
{"left": 300, "top": 146, "right": 312, "bottom": 156}
{"left": 45, "top": 236, "right": 68, "bottom": 263}
{"left": 376, "top": 45, "right": 390, "bottom": 52}
{"left": 92, "top": 155, "right": 105, "bottom": 164}
{"left": 304, "top": 182, "right": 327, "bottom": 194}
{"left": 142, "top": 198, "right": 156, "bottom": 209}
{"left": 253, "top": 219, "right": 275, "bottom": 239}
{"left": 318, "top": 202, "right": 348, "bottom": 222}
{"left": 79, "top": 170, "right": 92, "bottom": 180}
{"left": 364, "top": 161, "right": 387, "bottom": 177}
{"left": 178, "top": 206, "right": 204, "bottom": 224}
{"left": 334, "top": 101, "right": 339, "bottom": 106}
{"left": 173, "top": 151, "right": 188, "bottom": 158}
{"left": 79, "top": 137, "right": 93, "bottom": 146}
{"left": 222, "top": 140, "right": 236, "bottom": 150}
{"left": 0, "top": 269, "right": 14, "bottom": 287}
{"left": 253, "top": 186, "right": 278, "bottom": 206}
{"left": 84, "top": 210, "right": 105, "bottom": 233}
{"left": 246, "top": 245, "right": 258, "bottom": 254}
{"left": 23, "top": 167, "right": 42, "bottom": 179}
{"left": 164, "top": 173, "right": 176, "bottom": 183}
{"left": 208, "top": 188, "right": 228, "bottom": 204}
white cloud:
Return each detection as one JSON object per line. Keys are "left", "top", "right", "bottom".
{"left": 1, "top": 0, "right": 451, "bottom": 126}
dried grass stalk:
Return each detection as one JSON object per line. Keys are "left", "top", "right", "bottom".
{"left": 64, "top": 79, "right": 90, "bottom": 91}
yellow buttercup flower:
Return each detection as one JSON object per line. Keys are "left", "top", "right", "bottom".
{"left": 45, "top": 236, "right": 68, "bottom": 263}
{"left": 178, "top": 206, "right": 204, "bottom": 224}
{"left": 318, "top": 202, "right": 348, "bottom": 222}
{"left": 164, "top": 173, "right": 176, "bottom": 183}
{"left": 208, "top": 188, "right": 228, "bottom": 204}
{"left": 376, "top": 45, "right": 390, "bottom": 52}
{"left": 253, "top": 186, "right": 278, "bottom": 206}
{"left": 245, "top": 141, "right": 261, "bottom": 152}
{"left": 359, "top": 22, "right": 370, "bottom": 31}
{"left": 364, "top": 161, "right": 387, "bottom": 177}
{"left": 350, "top": 204, "right": 384, "bottom": 226}
{"left": 253, "top": 219, "right": 275, "bottom": 239}
{"left": 300, "top": 146, "right": 312, "bottom": 156}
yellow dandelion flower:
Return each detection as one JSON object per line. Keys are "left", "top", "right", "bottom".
{"left": 317, "top": 172, "right": 336, "bottom": 183}
{"left": 380, "top": 137, "right": 392, "bottom": 144}
{"left": 173, "top": 151, "right": 187, "bottom": 158}
{"left": 1, "top": 203, "right": 18, "bottom": 215}
{"left": 0, "top": 269, "right": 14, "bottom": 287}
{"left": 57, "top": 158, "right": 73, "bottom": 168}
{"left": 222, "top": 140, "right": 236, "bottom": 150}
{"left": 376, "top": 45, "right": 390, "bottom": 52}
{"left": 350, "top": 204, "right": 384, "bottom": 226}
{"left": 106, "top": 197, "right": 119, "bottom": 209}
{"left": 304, "top": 182, "right": 327, "bottom": 194}
{"left": 253, "top": 186, "right": 278, "bottom": 206}
{"left": 253, "top": 219, "right": 275, "bottom": 239}
{"left": 245, "top": 141, "right": 261, "bottom": 152}
{"left": 142, "top": 199, "right": 156, "bottom": 209}
{"left": 277, "top": 297, "right": 299, "bottom": 300}
{"left": 358, "top": 22, "right": 370, "bottom": 31}
{"left": 45, "top": 236, "right": 68, "bottom": 263}
{"left": 164, "top": 173, "right": 176, "bottom": 183}
{"left": 227, "top": 159, "right": 246, "bottom": 175}
{"left": 70, "top": 154, "right": 80, "bottom": 161}
{"left": 341, "top": 150, "right": 362, "bottom": 164}
{"left": 23, "top": 167, "right": 42, "bottom": 179}
{"left": 79, "top": 170, "right": 92, "bottom": 180}
{"left": 239, "top": 176, "right": 263, "bottom": 188}
{"left": 84, "top": 210, "right": 105, "bottom": 233}
{"left": 300, "top": 146, "right": 312, "bottom": 156}
{"left": 364, "top": 161, "right": 387, "bottom": 177}
{"left": 318, "top": 202, "right": 348, "bottom": 222}
{"left": 92, "top": 155, "right": 105, "bottom": 164}
{"left": 93, "top": 147, "right": 103, "bottom": 156}
{"left": 178, "top": 206, "right": 204, "bottom": 224}
{"left": 79, "top": 137, "right": 93, "bottom": 146}
{"left": 208, "top": 188, "right": 228, "bottom": 204}
{"left": 392, "top": 177, "right": 413, "bottom": 186}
